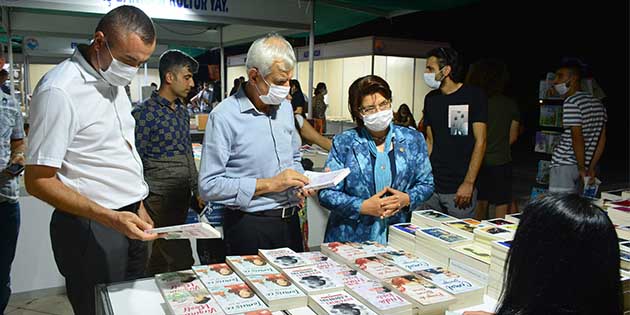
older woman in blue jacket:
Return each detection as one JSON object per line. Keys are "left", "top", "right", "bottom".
{"left": 319, "top": 75, "right": 434, "bottom": 244}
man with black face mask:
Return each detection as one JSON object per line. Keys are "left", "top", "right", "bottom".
{"left": 25, "top": 6, "right": 158, "bottom": 314}
{"left": 198, "top": 33, "right": 316, "bottom": 256}
{"left": 421, "top": 47, "right": 488, "bottom": 219}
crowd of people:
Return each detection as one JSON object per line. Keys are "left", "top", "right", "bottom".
{"left": 0, "top": 5, "right": 616, "bottom": 315}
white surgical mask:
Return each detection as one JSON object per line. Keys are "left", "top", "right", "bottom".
{"left": 98, "top": 41, "right": 139, "bottom": 86}
{"left": 424, "top": 67, "right": 448, "bottom": 90}
{"left": 363, "top": 109, "right": 393, "bottom": 132}
{"left": 256, "top": 75, "right": 290, "bottom": 105}
{"left": 554, "top": 81, "right": 570, "bottom": 96}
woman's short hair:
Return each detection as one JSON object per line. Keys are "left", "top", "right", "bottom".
{"left": 497, "top": 193, "right": 622, "bottom": 315}
{"left": 347, "top": 75, "right": 392, "bottom": 127}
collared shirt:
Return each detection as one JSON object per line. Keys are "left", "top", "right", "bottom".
{"left": 132, "top": 91, "right": 198, "bottom": 194}
{"left": 26, "top": 45, "right": 148, "bottom": 209}
{"left": 198, "top": 87, "right": 304, "bottom": 213}
{"left": 0, "top": 90, "right": 25, "bottom": 201}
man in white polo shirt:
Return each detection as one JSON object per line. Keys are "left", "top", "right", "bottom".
{"left": 24, "top": 6, "right": 158, "bottom": 314}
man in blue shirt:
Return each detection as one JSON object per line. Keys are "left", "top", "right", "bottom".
{"left": 132, "top": 50, "right": 200, "bottom": 275}
{"left": 198, "top": 33, "right": 314, "bottom": 255}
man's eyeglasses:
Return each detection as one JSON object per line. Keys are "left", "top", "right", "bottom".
{"left": 360, "top": 99, "right": 391, "bottom": 115}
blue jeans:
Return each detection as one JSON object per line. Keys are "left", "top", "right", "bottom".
{"left": 0, "top": 200, "right": 19, "bottom": 314}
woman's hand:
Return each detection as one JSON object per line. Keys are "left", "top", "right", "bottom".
{"left": 381, "top": 187, "right": 410, "bottom": 218}
{"left": 360, "top": 188, "right": 389, "bottom": 217}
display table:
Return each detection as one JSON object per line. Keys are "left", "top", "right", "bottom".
{"left": 96, "top": 277, "right": 497, "bottom": 315}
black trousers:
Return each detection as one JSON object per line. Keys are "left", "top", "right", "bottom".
{"left": 223, "top": 209, "right": 303, "bottom": 256}
{"left": 50, "top": 202, "right": 147, "bottom": 315}
{"left": 144, "top": 190, "right": 194, "bottom": 276}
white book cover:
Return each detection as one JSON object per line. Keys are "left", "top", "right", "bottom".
{"left": 193, "top": 264, "right": 243, "bottom": 288}
{"left": 310, "top": 291, "right": 377, "bottom": 315}
{"left": 451, "top": 243, "right": 492, "bottom": 265}
{"left": 303, "top": 168, "right": 350, "bottom": 190}
{"left": 286, "top": 306, "right": 317, "bottom": 315}
{"left": 325, "top": 267, "right": 372, "bottom": 289}
{"left": 155, "top": 271, "right": 224, "bottom": 315}
{"left": 315, "top": 260, "right": 345, "bottom": 274}
{"left": 385, "top": 275, "right": 454, "bottom": 306}
{"left": 284, "top": 266, "right": 344, "bottom": 294}
{"left": 349, "top": 241, "right": 396, "bottom": 256}
{"left": 350, "top": 280, "right": 412, "bottom": 312}
{"left": 147, "top": 222, "right": 221, "bottom": 239}
{"left": 226, "top": 256, "right": 277, "bottom": 277}
{"left": 416, "top": 267, "right": 481, "bottom": 294}
{"left": 259, "top": 248, "right": 312, "bottom": 269}
{"left": 321, "top": 242, "right": 370, "bottom": 262}
{"left": 415, "top": 210, "right": 458, "bottom": 225}
{"left": 417, "top": 227, "right": 471, "bottom": 245}
{"left": 208, "top": 282, "right": 266, "bottom": 315}
{"left": 378, "top": 250, "right": 434, "bottom": 273}
{"left": 298, "top": 251, "right": 331, "bottom": 263}
{"left": 246, "top": 273, "right": 307, "bottom": 302}
{"left": 354, "top": 256, "right": 408, "bottom": 280}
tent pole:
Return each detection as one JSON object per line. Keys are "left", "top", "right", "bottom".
{"left": 219, "top": 26, "right": 225, "bottom": 101}
{"left": 307, "top": 4, "right": 314, "bottom": 120}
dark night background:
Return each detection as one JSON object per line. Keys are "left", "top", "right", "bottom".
{"left": 201, "top": 0, "right": 629, "bottom": 193}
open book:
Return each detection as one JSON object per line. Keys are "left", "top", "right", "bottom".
{"left": 147, "top": 222, "right": 221, "bottom": 240}
{"left": 303, "top": 168, "right": 350, "bottom": 190}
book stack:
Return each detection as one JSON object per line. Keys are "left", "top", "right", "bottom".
{"left": 411, "top": 210, "right": 457, "bottom": 227}
{"left": 244, "top": 273, "right": 308, "bottom": 311}
{"left": 487, "top": 240, "right": 512, "bottom": 299}
{"left": 346, "top": 280, "right": 413, "bottom": 315}
{"left": 505, "top": 213, "right": 522, "bottom": 224}
{"left": 388, "top": 223, "right": 422, "bottom": 253}
{"left": 155, "top": 270, "right": 225, "bottom": 315}
{"left": 441, "top": 219, "right": 485, "bottom": 237}
{"left": 415, "top": 267, "right": 484, "bottom": 309}
{"left": 605, "top": 200, "right": 630, "bottom": 226}
{"left": 622, "top": 276, "right": 630, "bottom": 312}
{"left": 298, "top": 251, "right": 331, "bottom": 263}
{"left": 308, "top": 291, "right": 377, "bottom": 315}
{"left": 350, "top": 241, "right": 397, "bottom": 256}
{"left": 207, "top": 282, "right": 267, "bottom": 314}
{"left": 283, "top": 265, "right": 345, "bottom": 296}
{"left": 448, "top": 243, "right": 492, "bottom": 285}
{"left": 259, "top": 248, "right": 314, "bottom": 270}
{"left": 473, "top": 226, "right": 513, "bottom": 246}
{"left": 193, "top": 264, "right": 243, "bottom": 288}
{"left": 384, "top": 275, "right": 455, "bottom": 315}
{"left": 226, "top": 255, "right": 278, "bottom": 279}
{"left": 352, "top": 256, "right": 409, "bottom": 280}
{"left": 621, "top": 250, "right": 630, "bottom": 277}
{"left": 321, "top": 242, "right": 370, "bottom": 265}
{"left": 414, "top": 227, "right": 473, "bottom": 267}
{"left": 285, "top": 306, "right": 318, "bottom": 315}
{"left": 601, "top": 189, "right": 630, "bottom": 202}
{"left": 617, "top": 226, "right": 630, "bottom": 242}
{"left": 377, "top": 249, "right": 436, "bottom": 273}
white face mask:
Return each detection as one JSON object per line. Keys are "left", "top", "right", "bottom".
{"left": 423, "top": 67, "right": 447, "bottom": 90}
{"left": 323, "top": 94, "right": 329, "bottom": 104}
{"left": 363, "top": 109, "right": 393, "bottom": 132}
{"left": 98, "top": 41, "right": 139, "bottom": 87}
{"left": 554, "top": 81, "right": 570, "bottom": 96}
{"left": 256, "top": 74, "right": 290, "bottom": 105}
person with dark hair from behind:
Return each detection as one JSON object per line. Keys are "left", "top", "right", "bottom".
{"left": 132, "top": 50, "right": 202, "bottom": 275}
{"left": 548, "top": 58, "right": 607, "bottom": 194}
{"left": 393, "top": 103, "right": 417, "bottom": 129}
{"left": 421, "top": 47, "right": 487, "bottom": 218}
{"left": 290, "top": 79, "right": 307, "bottom": 115}
{"left": 465, "top": 59, "right": 519, "bottom": 219}
{"left": 229, "top": 78, "right": 241, "bottom": 96}
{"left": 24, "top": 6, "right": 158, "bottom": 314}
{"left": 319, "top": 75, "right": 434, "bottom": 244}
{"left": 312, "top": 82, "right": 328, "bottom": 132}
{"left": 0, "top": 69, "right": 10, "bottom": 94}
{"left": 464, "top": 193, "right": 622, "bottom": 315}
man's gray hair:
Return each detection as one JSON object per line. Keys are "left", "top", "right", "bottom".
{"left": 245, "top": 33, "right": 296, "bottom": 77}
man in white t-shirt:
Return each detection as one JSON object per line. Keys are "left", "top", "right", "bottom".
{"left": 24, "top": 6, "right": 158, "bottom": 314}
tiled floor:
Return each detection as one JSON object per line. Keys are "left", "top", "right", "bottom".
{"left": 7, "top": 295, "right": 73, "bottom": 315}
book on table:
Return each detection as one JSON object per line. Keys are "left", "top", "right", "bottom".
{"left": 259, "top": 248, "right": 314, "bottom": 270}
{"left": 155, "top": 270, "right": 225, "bottom": 315}
{"left": 226, "top": 255, "right": 278, "bottom": 278}
{"left": 302, "top": 168, "right": 351, "bottom": 190}
{"left": 244, "top": 273, "right": 308, "bottom": 311}
{"left": 283, "top": 265, "right": 345, "bottom": 295}
{"left": 193, "top": 264, "right": 243, "bottom": 288}
{"left": 308, "top": 291, "right": 378, "bottom": 315}
{"left": 147, "top": 222, "right": 221, "bottom": 239}
{"left": 207, "top": 282, "right": 267, "bottom": 315}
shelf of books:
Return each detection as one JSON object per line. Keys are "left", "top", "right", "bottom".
{"left": 532, "top": 76, "right": 565, "bottom": 200}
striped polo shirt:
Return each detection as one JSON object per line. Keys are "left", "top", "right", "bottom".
{"left": 551, "top": 91, "right": 607, "bottom": 167}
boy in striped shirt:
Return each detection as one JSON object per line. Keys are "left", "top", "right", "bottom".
{"left": 549, "top": 59, "right": 607, "bottom": 193}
